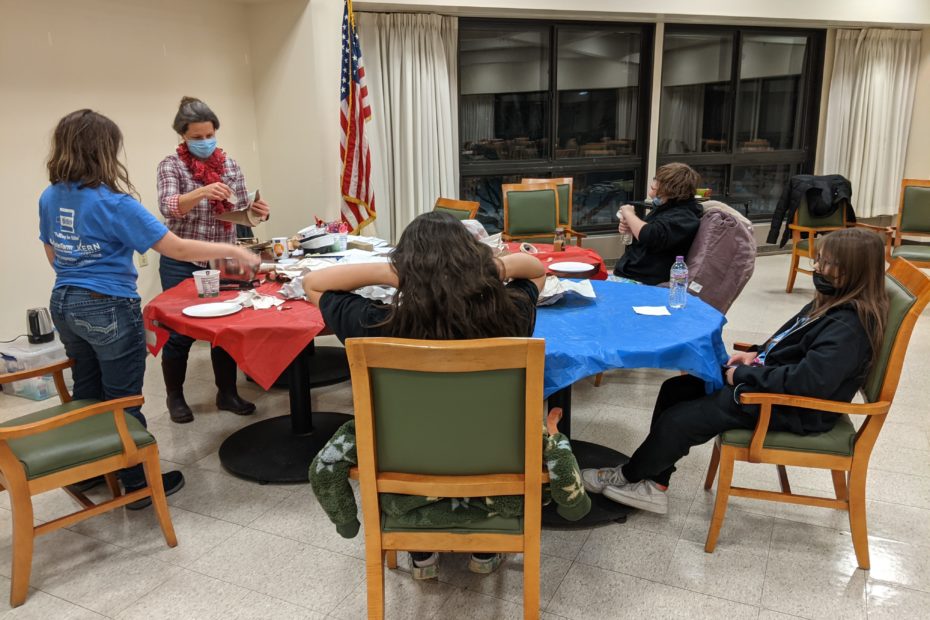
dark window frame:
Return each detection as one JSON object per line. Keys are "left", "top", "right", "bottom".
{"left": 458, "top": 19, "right": 655, "bottom": 233}
{"left": 657, "top": 24, "right": 826, "bottom": 221}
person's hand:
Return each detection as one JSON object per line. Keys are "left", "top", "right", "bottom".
{"left": 725, "top": 366, "right": 736, "bottom": 386}
{"left": 619, "top": 204, "right": 635, "bottom": 221}
{"left": 233, "top": 247, "right": 261, "bottom": 270}
{"left": 201, "top": 182, "right": 232, "bottom": 202}
{"left": 726, "top": 350, "right": 757, "bottom": 366}
{"left": 250, "top": 198, "right": 270, "bottom": 220}
{"left": 618, "top": 219, "right": 631, "bottom": 234}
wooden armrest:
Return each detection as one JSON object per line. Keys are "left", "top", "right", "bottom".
{"left": 787, "top": 224, "right": 843, "bottom": 234}
{"left": 0, "top": 359, "right": 74, "bottom": 385}
{"left": 732, "top": 342, "right": 755, "bottom": 352}
{"left": 566, "top": 229, "right": 587, "bottom": 238}
{"left": 739, "top": 392, "right": 890, "bottom": 416}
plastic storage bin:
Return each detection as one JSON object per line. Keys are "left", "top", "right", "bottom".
{"left": 0, "top": 335, "right": 72, "bottom": 401}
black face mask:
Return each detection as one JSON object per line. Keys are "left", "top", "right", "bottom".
{"left": 813, "top": 272, "right": 838, "bottom": 296}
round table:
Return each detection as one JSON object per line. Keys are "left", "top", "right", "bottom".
{"left": 533, "top": 280, "right": 728, "bottom": 526}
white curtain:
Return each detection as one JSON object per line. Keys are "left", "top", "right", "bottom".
{"left": 357, "top": 13, "right": 459, "bottom": 241}
{"left": 615, "top": 87, "right": 638, "bottom": 140}
{"left": 460, "top": 94, "right": 494, "bottom": 144}
{"left": 659, "top": 85, "right": 703, "bottom": 153}
{"left": 822, "top": 29, "right": 921, "bottom": 218}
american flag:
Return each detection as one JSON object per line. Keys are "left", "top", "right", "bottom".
{"left": 339, "top": 0, "right": 375, "bottom": 233}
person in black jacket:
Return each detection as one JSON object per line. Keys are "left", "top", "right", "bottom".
{"left": 614, "top": 163, "right": 703, "bottom": 285}
{"left": 585, "top": 227, "right": 889, "bottom": 514}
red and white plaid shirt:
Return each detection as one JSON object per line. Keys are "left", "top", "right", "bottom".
{"left": 156, "top": 153, "right": 250, "bottom": 255}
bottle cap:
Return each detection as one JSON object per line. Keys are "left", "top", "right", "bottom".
{"left": 676, "top": 256, "right": 684, "bottom": 261}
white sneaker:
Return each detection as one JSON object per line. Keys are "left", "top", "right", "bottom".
{"left": 603, "top": 480, "right": 669, "bottom": 514}
{"left": 581, "top": 465, "right": 629, "bottom": 494}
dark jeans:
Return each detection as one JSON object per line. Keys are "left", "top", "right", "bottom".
{"left": 50, "top": 286, "right": 147, "bottom": 488}
{"left": 622, "top": 375, "right": 758, "bottom": 487}
{"left": 159, "top": 256, "right": 238, "bottom": 383}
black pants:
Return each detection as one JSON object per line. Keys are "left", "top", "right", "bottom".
{"left": 621, "top": 375, "right": 759, "bottom": 487}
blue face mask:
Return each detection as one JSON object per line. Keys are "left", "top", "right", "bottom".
{"left": 187, "top": 138, "right": 217, "bottom": 159}
{"left": 652, "top": 196, "right": 665, "bottom": 207}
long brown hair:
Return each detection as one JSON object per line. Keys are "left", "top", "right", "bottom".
{"left": 47, "top": 109, "right": 137, "bottom": 197}
{"left": 381, "top": 211, "right": 530, "bottom": 339}
{"left": 809, "top": 227, "right": 888, "bottom": 367}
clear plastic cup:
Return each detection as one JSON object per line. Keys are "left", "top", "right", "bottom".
{"left": 192, "top": 269, "right": 220, "bottom": 297}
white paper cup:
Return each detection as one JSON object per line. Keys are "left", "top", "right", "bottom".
{"left": 193, "top": 269, "right": 220, "bottom": 297}
{"left": 272, "top": 237, "right": 290, "bottom": 259}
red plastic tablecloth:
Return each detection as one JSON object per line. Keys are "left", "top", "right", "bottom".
{"left": 505, "top": 243, "right": 608, "bottom": 280}
{"left": 143, "top": 280, "right": 325, "bottom": 391}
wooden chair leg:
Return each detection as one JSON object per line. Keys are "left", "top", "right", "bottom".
{"left": 705, "top": 448, "right": 735, "bottom": 553}
{"left": 8, "top": 481, "right": 35, "bottom": 607}
{"left": 786, "top": 252, "right": 800, "bottom": 293}
{"left": 831, "top": 470, "right": 848, "bottom": 501}
{"left": 141, "top": 448, "right": 177, "bottom": 547}
{"left": 704, "top": 442, "right": 721, "bottom": 490}
{"left": 385, "top": 549, "right": 397, "bottom": 569}
{"left": 366, "top": 543, "right": 386, "bottom": 620}
{"left": 847, "top": 468, "right": 870, "bottom": 570}
{"left": 593, "top": 372, "right": 604, "bottom": 387}
{"left": 776, "top": 465, "right": 791, "bottom": 494}
{"left": 104, "top": 472, "right": 121, "bottom": 498}
{"left": 523, "top": 546, "right": 541, "bottom": 620}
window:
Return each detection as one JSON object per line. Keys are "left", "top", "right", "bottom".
{"left": 459, "top": 21, "right": 653, "bottom": 233}
{"left": 658, "top": 27, "right": 824, "bottom": 220}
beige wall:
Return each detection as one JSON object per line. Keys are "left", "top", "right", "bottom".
{"left": 0, "top": 0, "right": 263, "bottom": 337}
{"left": 904, "top": 28, "right": 930, "bottom": 179}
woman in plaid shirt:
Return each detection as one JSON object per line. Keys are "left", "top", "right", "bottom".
{"left": 156, "top": 97, "right": 271, "bottom": 424}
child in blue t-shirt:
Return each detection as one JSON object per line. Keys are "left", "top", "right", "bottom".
{"left": 39, "top": 109, "right": 258, "bottom": 507}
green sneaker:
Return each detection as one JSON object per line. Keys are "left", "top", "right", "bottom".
{"left": 468, "top": 553, "right": 503, "bottom": 574}
{"left": 410, "top": 552, "right": 439, "bottom": 580}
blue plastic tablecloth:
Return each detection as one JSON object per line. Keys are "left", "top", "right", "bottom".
{"left": 534, "top": 280, "right": 729, "bottom": 398}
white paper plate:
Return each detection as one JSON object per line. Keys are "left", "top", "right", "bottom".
{"left": 182, "top": 302, "right": 243, "bottom": 318}
{"left": 549, "top": 261, "right": 595, "bottom": 273}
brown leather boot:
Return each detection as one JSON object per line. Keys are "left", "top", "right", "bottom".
{"left": 162, "top": 358, "right": 194, "bottom": 423}
{"left": 212, "top": 347, "right": 256, "bottom": 415}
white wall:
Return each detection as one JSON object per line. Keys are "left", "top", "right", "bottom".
{"left": 903, "top": 28, "right": 930, "bottom": 179}
{"left": 0, "top": 0, "right": 263, "bottom": 337}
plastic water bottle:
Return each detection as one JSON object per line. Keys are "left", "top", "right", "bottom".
{"left": 616, "top": 209, "right": 633, "bottom": 245}
{"left": 337, "top": 222, "right": 348, "bottom": 252}
{"left": 669, "top": 256, "right": 688, "bottom": 309}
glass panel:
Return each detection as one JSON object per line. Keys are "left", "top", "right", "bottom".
{"left": 659, "top": 32, "right": 734, "bottom": 154}
{"left": 572, "top": 170, "right": 637, "bottom": 229}
{"left": 460, "top": 26, "right": 550, "bottom": 162}
{"left": 728, "top": 164, "right": 794, "bottom": 219}
{"left": 460, "top": 174, "right": 525, "bottom": 233}
{"left": 737, "top": 35, "right": 807, "bottom": 151}
{"left": 690, "top": 165, "right": 727, "bottom": 198}
{"left": 556, "top": 28, "right": 641, "bottom": 159}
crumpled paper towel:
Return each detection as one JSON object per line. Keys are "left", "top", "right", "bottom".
{"left": 537, "top": 276, "right": 596, "bottom": 306}
{"left": 279, "top": 277, "right": 307, "bottom": 300}
{"left": 232, "top": 289, "right": 284, "bottom": 310}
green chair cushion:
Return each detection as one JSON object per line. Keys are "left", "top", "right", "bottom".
{"left": 434, "top": 206, "right": 472, "bottom": 221}
{"left": 794, "top": 238, "right": 810, "bottom": 251}
{"left": 797, "top": 198, "right": 846, "bottom": 228}
{"left": 507, "top": 189, "right": 558, "bottom": 236}
{"left": 863, "top": 272, "right": 918, "bottom": 402}
{"left": 721, "top": 414, "right": 856, "bottom": 456}
{"left": 890, "top": 244, "right": 930, "bottom": 262}
{"left": 382, "top": 512, "right": 524, "bottom": 534}
{"left": 2, "top": 399, "right": 155, "bottom": 479}
{"left": 555, "top": 184, "right": 570, "bottom": 226}
{"left": 900, "top": 186, "right": 930, "bottom": 233}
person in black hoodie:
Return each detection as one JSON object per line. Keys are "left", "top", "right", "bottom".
{"left": 614, "top": 163, "right": 703, "bottom": 285}
{"left": 585, "top": 227, "right": 889, "bottom": 514}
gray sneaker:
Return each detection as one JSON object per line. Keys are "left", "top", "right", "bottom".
{"left": 603, "top": 480, "right": 669, "bottom": 514}
{"left": 581, "top": 465, "right": 629, "bottom": 494}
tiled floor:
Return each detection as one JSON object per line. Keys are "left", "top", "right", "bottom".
{"left": 0, "top": 253, "right": 928, "bottom": 619}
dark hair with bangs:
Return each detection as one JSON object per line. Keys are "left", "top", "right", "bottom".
{"left": 47, "top": 109, "right": 138, "bottom": 197}
{"left": 380, "top": 211, "right": 530, "bottom": 339}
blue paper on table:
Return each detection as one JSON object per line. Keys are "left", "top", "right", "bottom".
{"left": 534, "top": 280, "right": 729, "bottom": 398}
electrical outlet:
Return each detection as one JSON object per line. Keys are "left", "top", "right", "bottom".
{"left": 137, "top": 252, "right": 148, "bottom": 267}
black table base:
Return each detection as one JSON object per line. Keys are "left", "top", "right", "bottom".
{"left": 220, "top": 341, "right": 351, "bottom": 484}
{"left": 542, "top": 389, "right": 634, "bottom": 528}
{"left": 218, "top": 413, "right": 351, "bottom": 484}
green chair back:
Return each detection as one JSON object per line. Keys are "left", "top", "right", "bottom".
{"left": 862, "top": 273, "right": 917, "bottom": 403}
{"left": 434, "top": 206, "right": 472, "bottom": 221}
{"left": 369, "top": 368, "right": 526, "bottom": 475}
{"left": 554, "top": 184, "right": 571, "bottom": 226}
{"left": 900, "top": 186, "right": 930, "bottom": 233}
{"left": 797, "top": 196, "right": 846, "bottom": 228}
{"left": 506, "top": 189, "right": 558, "bottom": 236}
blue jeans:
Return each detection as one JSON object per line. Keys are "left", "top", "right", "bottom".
{"left": 50, "top": 286, "right": 148, "bottom": 488}
{"left": 159, "top": 256, "right": 200, "bottom": 361}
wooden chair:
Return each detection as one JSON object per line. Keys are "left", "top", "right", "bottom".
{"left": 521, "top": 177, "right": 586, "bottom": 247}
{"left": 703, "top": 258, "right": 930, "bottom": 569}
{"left": 434, "top": 197, "right": 479, "bottom": 221}
{"left": 785, "top": 196, "right": 849, "bottom": 293}
{"left": 888, "top": 178, "right": 930, "bottom": 267}
{"left": 346, "top": 337, "right": 545, "bottom": 619}
{"left": 502, "top": 182, "right": 560, "bottom": 246}
{"left": 0, "top": 360, "right": 177, "bottom": 607}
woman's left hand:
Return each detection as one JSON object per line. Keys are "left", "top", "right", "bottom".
{"left": 250, "top": 199, "right": 270, "bottom": 221}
